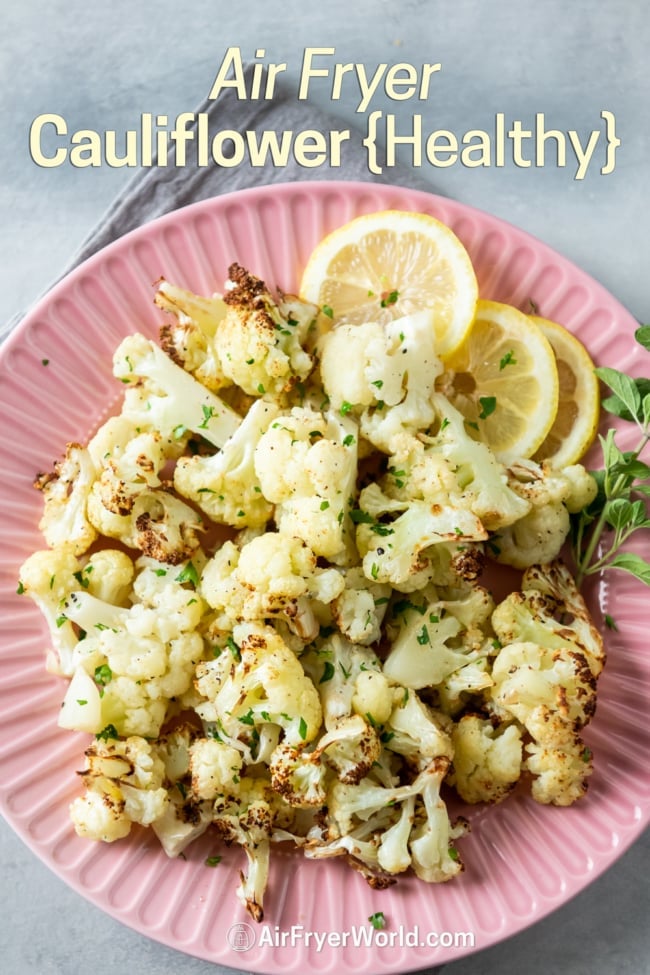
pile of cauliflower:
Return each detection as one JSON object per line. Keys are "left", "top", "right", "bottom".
{"left": 18, "top": 263, "right": 605, "bottom": 922}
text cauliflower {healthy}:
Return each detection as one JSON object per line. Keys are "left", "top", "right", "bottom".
{"left": 19, "top": 259, "right": 605, "bottom": 923}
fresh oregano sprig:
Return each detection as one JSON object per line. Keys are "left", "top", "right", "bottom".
{"left": 571, "top": 325, "right": 650, "bottom": 587}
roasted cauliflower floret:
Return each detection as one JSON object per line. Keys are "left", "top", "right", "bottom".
{"left": 494, "top": 459, "right": 598, "bottom": 569}
{"left": 319, "top": 311, "right": 442, "bottom": 453}
{"left": 217, "top": 263, "right": 316, "bottom": 398}
{"left": 194, "top": 621, "right": 323, "bottom": 749}
{"left": 34, "top": 442, "right": 98, "bottom": 555}
{"left": 448, "top": 714, "right": 523, "bottom": 804}
{"left": 155, "top": 277, "right": 231, "bottom": 391}
{"left": 200, "top": 533, "right": 344, "bottom": 641}
{"left": 174, "top": 398, "right": 279, "bottom": 528}
{"left": 254, "top": 406, "right": 359, "bottom": 562}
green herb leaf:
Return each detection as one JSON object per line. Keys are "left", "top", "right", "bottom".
{"left": 94, "top": 664, "right": 113, "bottom": 687}
{"left": 478, "top": 395, "right": 497, "bottom": 419}
{"left": 607, "top": 552, "right": 650, "bottom": 585}
{"left": 319, "top": 661, "right": 335, "bottom": 683}
{"left": 595, "top": 366, "right": 642, "bottom": 424}
{"left": 368, "top": 911, "right": 386, "bottom": 930}
{"left": 635, "top": 324, "right": 650, "bottom": 351}
{"left": 175, "top": 562, "right": 199, "bottom": 587}
{"left": 95, "top": 723, "right": 119, "bottom": 742}
{"left": 499, "top": 350, "right": 517, "bottom": 369}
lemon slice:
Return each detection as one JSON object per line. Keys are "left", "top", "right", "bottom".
{"left": 440, "top": 299, "right": 559, "bottom": 465}
{"left": 531, "top": 316, "right": 600, "bottom": 467}
{"left": 299, "top": 209, "right": 478, "bottom": 357}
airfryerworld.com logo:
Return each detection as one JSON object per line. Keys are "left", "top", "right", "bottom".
{"left": 226, "top": 922, "right": 475, "bottom": 953}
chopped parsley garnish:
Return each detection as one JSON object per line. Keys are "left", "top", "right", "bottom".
{"left": 298, "top": 716, "right": 308, "bottom": 740}
{"left": 499, "top": 349, "right": 517, "bottom": 369}
{"left": 175, "top": 561, "right": 199, "bottom": 587}
{"left": 226, "top": 636, "right": 241, "bottom": 661}
{"left": 319, "top": 661, "right": 335, "bottom": 683}
{"left": 380, "top": 289, "right": 399, "bottom": 308}
{"left": 94, "top": 663, "right": 113, "bottom": 687}
{"left": 95, "top": 723, "right": 119, "bottom": 742}
{"left": 368, "top": 911, "right": 386, "bottom": 930}
{"left": 198, "top": 405, "right": 217, "bottom": 429}
{"left": 478, "top": 395, "right": 497, "bottom": 419}
{"left": 205, "top": 855, "right": 222, "bottom": 867}
{"left": 322, "top": 304, "right": 334, "bottom": 319}
{"left": 416, "top": 624, "right": 430, "bottom": 645}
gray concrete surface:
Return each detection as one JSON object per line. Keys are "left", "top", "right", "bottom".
{"left": 1, "top": 1, "right": 648, "bottom": 973}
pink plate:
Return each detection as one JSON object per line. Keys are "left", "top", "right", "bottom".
{"left": 1, "top": 181, "right": 649, "bottom": 974}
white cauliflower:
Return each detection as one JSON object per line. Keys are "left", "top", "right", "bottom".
{"left": 383, "top": 689, "right": 454, "bottom": 769}
{"left": 269, "top": 741, "right": 330, "bottom": 807}
{"left": 492, "top": 560, "right": 605, "bottom": 677}
{"left": 87, "top": 415, "right": 184, "bottom": 518}
{"left": 82, "top": 549, "right": 135, "bottom": 605}
{"left": 355, "top": 481, "right": 487, "bottom": 590}
{"left": 69, "top": 735, "right": 169, "bottom": 842}
{"left": 300, "top": 633, "right": 384, "bottom": 730}
{"left": 58, "top": 559, "right": 208, "bottom": 737}
{"left": 212, "top": 775, "right": 297, "bottom": 921}
{"left": 19, "top": 545, "right": 87, "bottom": 676}
{"left": 490, "top": 640, "right": 597, "bottom": 741}
{"left": 189, "top": 738, "right": 244, "bottom": 800}
{"left": 330, "top": 567, "right": 392, "bottom": 645}
{"left": 174, "top": 398, "right": 279, "bottom": 528}
{"left": 200, "top": 533, "right": 344, "bottom": 641}
{"left": 309, "top": 757, "right": 464, "bottom": 885}
{"left": 382, "top": 591, "right": 491, "bottom": 690}
{"left": 494, "top": 459, "right": 598, "bottom": 568}
{"left": 424, "top": 396, "right": 531, "bottom": 531}
{"left": 34, "top": 442, "right": 98, "bottom": 555}
{"left": 448, "top": 714, "right": 523, "bottom": 804}
{"left": 151, "top": 725, "right": 215, "bottom": 856}
{"left": 114, "top": 332, "right": 241, "bottom": 447}
{"left": 155, "top": 277, "right": 231, "bottom": 391}
{"left": 312, "top": 713, "right": 382, "bottom": 784}
{"left": 525, "top": 735, "right": 593, "bottom": 806}
{"left": 217, "top": 264, "right": 316, "bottom": 398}
{"left": 319, "top": 311, "right": 442, "bottom": 452}
{"left": 87, "top": 487, "right": 205, "bottom": 564}
{"left": 488, "top": 638, "right": 597, "bottom": 806}
{"left": 254, "top": 406, "right": 359, "bottom": 562}
{"left": 194, "top": 621, "right": 323, "bottom": 749}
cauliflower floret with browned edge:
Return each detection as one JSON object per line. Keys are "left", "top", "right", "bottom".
{"left": 448, "top": 714, "right": 523, "bottom": 804}
{"left": 69, "top": 735, "right": 169, "bottom": 842}
{"left": 155, "top": 277, "right": 232, "bottom": 391}
{"left": 189, "top": 738, "right": 243, "bottom": 800}
{"left": 493, "top": 459, "right": 598, "bottom": 569}
{"left": 200, "top": 533, "right": 344, "bottom": 642}
{"left": 525, "top": 734, "right": 593, "bottom": 805}
{"left": 194, "top": 621, "right": 323, "bottom": 749}
{"left": 218, "top": 263, "right": 316, "bottom": 398}
{"left": 34, "top": 442, "right": 98, "bottom": 555}
{"left": 492, "top": 560, "right": 605, "bottom": 677}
